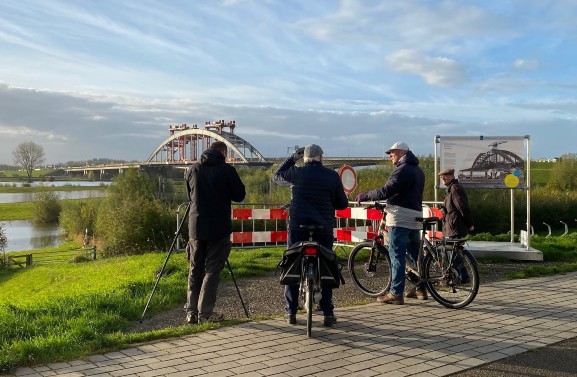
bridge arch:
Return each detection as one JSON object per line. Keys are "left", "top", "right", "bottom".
{"left": 146, "top": 123, "right": 267, "bottom": 165}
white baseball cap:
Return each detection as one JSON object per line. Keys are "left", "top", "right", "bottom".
{"left": 385, "top": 141, "right": 410, "bottom": 154}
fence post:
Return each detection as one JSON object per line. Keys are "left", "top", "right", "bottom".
{"left": 560, "top": 221, "right": 568, "bottom": 236}
{"left": 543, "top": 222, "right": 551, "bottom": 237}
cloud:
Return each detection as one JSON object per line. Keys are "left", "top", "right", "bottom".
{"left": 513, "top": 59, "right": 539, "bottom": 70}
{"left": 386, "top": 50, "right": 468, "bottom": 87}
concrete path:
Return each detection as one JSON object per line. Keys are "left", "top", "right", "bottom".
{"left": 12, "top": 272, "right": 577, "bottom": 377}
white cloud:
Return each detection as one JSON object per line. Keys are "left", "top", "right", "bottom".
{"left": 513, "top": 59, "right": 539, "bottom": 70}
{"left": 386, "top": 50, "right": 468, "bottom": 87}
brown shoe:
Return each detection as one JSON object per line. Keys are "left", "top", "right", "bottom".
{"left": 376, "top": 292, "right": 404, "bottom": 305}
{"left": 405, "top": 287, "right": 428, "bottom": 300}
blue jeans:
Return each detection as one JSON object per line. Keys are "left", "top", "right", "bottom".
{"left": 388, "top": 226, "right": 421, "bottom": 297}
{"left": 284, "top": 230, "right": 335, "bottom": 317}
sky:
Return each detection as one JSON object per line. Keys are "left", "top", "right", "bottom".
{"left": 1, "top": 0, "right": 576, "bottom": 165}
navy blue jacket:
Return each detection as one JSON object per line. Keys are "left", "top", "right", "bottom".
{"left": 273, "top": 157, "right": 349, "bottom": 238}
{"left": 186, "top": 148, "right": 246, "bottom": 240}
{"left": 364, "top": 151, "right": 424, "bottom": 212}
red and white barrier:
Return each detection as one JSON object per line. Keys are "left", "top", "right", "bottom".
{"left": 229, "top": 204, "right": 444, "bottom": 246}
{"left": 231, "top": 207, "right": 288, "bottom": 246}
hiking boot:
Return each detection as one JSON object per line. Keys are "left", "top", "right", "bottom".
{"left": 185, "top": 312, "right": 198, "bottom": 324}
{"left": 323, "top": 315, "right": 337, "bottom": 327}
{"left": 285, "top": 313, "right": 297, "bottom": 325}
{"left": 405, "top": 287, "right": 428, "bottom": 300}
{"left": 198, "top": 312, "right": 225, "bottom": 324}
{"left": 376, "top": 292, "right": 404, "bottom": 305}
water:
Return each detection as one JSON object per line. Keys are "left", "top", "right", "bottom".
{"left": 0, "top": 190, "right": 108, "bottom": 204}
{"left": 0, "top": 181, "right": 110, "bottom": 187}
{"left": 0, "top": 182, "right": 110, "bottom": 251}
{"left": 1, "top": 220, "right": 64, "bottom": 253}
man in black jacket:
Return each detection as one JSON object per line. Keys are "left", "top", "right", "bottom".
{"left": 184, "top": 141, "right": 246, "bottom": 324}
{"left": 274, "top": 144, "right": 349, "bottom": 327}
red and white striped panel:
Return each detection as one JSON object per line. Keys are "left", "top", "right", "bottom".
{"left": 422, "top": 204, "right": 444, "bottom": 239}
{"left": 231, "top": 230, "right": 287, "bottom": 244}
{"left": 334, "top": 226, "right": 378, "bottom": 243}
{"left": 232, "top": 208, "right": 288, "bottom": 220}
{"left": 335, "top": 206, "right": 381, "bottom": 243}
{"left": 335, "top": 207, "right": 383, "bottom": 220}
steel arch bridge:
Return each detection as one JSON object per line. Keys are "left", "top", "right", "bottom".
{"left": 469, "top": 148, "right": 524, "bottom": 170}
{"left": 146, "top": 120, "right": 268, "bottom": 166}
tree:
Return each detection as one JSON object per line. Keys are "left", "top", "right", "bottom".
{"left": 12, "top": 141, "right": 45, "bottom": 182}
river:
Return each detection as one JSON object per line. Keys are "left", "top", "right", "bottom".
{"left": 1, "top": 220, "right": 64, "bottom": 253}
{"left": 0, "top": 182, "right": 109, "bottom": 252}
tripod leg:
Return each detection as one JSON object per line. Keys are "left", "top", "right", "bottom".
{"left": 140, "top": 201, "right": 191, "bottom": 323}
{"left": 226, "top": 259, "right": 250, "bottom": 318}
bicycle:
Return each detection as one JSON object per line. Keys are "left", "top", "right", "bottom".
{"left": 279, "top": 224, "right": 325, "bottom": 337}
{"left": 348, "top": 202, "right": 480, "bottom": 309}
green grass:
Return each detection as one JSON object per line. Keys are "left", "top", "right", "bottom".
{"left": 0, "top": 244, "right": 284, "bottom": 373}
{"left": 0, "top": 202, "right": 35, "bottom": 221}
{"left": 0, "top": 197, "right": 104, "bottom": 221}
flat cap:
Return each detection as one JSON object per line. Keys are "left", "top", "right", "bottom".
{"left": 438, "top": 168, "right": 455, "bottom": 176}
{"left": 304, "top": 144, "right": 323, "bottom": 158}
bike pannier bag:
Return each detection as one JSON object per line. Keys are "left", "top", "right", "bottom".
{"left": 318, "top": 244, "right": 344, "bottom": 288}
{"left": 278, "top": 243, "right": 304, "bottom": 285}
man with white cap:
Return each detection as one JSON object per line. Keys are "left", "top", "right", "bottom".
{"left": 355, "top": 141, "right": 425, "bottom": 304}
{"left": 274, "top": 144, "right": 348, "bottom": 326}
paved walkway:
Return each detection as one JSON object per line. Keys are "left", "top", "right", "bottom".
{"left": 12, "top": 272, "right": 577, "bottom": 377}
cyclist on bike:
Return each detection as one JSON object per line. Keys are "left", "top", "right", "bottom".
{"left": 356, "top": 141, "right": 425, "bottom": 304}
{"left": 274, "top": 144, "right": 348, "bottom": 326}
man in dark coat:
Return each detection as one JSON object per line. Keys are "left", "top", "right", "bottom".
{"left": 356, "top": 141, "right": 426, "bottom": 303}
{"left": 439, "top": 168, "right": 474, "bottom": 238}
{"left": 184, "top": 141, "right": 246, "bottom": 324}
{"left": 273, "top": 144, "right": 349, "bottom": 327}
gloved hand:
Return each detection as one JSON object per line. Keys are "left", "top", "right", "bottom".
{"left": 292, "top": 147, "right": 305, "bottom": 161}
{"left": 355, "top": 192, "right": 369, "bottom": 204}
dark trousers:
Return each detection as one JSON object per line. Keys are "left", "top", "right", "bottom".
{"left": 185, "top": 236, "right": 231, "bottom": 317}
{"left": 284, "top": 230, "right": 335, "bottom": 317}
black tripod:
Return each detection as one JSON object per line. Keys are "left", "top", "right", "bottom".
{"left": 140, "top": 201, "right": 249, "bottom": 323}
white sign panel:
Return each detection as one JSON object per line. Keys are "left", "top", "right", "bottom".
{"left": 438, "top": 136, "right": 526, "bottom": 189}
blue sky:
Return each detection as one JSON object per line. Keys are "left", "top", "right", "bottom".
{"left": 0, "top": 0, "right": 575, "bottom": 164}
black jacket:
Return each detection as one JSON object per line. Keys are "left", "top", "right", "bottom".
{"left": 364, "top": 151, "right": 424, "bottom": 212}
{"left": 442, "top": 179, "right": 473, "bottom": 238}
{"left": 273, "top": 157, "right": 349, "bottom": 236}
{"left": 186, "top": 148, "right": 245, "bottom": 240}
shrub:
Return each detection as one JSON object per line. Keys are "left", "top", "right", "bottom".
{"left": 32, "top": 191, "right": 61, "bottom": 224}
{"left": 60, "top": 198, "right": 101, "bottom": 239}
{"left": 94, "top": 170, "right": 175, "bottom": 257}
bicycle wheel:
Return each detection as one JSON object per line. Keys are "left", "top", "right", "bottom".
{"left": 306, "top": 271, "right": 314, "bottom": 337}
{"left": 348, "top": 241, "right": 391, "bottom": 297}
{"left": 424, "top": 247, "right": 479, "bottom": 309}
